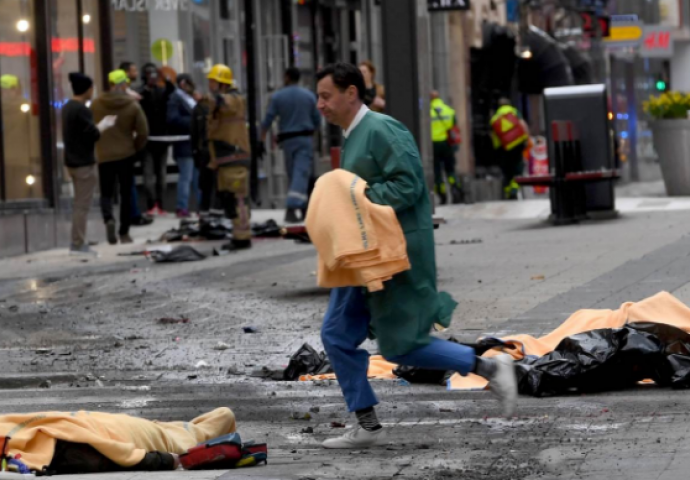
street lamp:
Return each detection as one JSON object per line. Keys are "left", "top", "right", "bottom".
{"left": 16, "top": 19, "right": 29, "bottom": 32}
{"left": 82, "top": 14, "right": 91, "bottom": 24}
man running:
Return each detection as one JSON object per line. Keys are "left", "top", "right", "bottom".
{"left": 315, "top": 63, "right": 518, "bottom": 449}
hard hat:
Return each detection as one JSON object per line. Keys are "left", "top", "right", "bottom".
{"left": 1, "top": 74, "right": 19, "bottom": 90}
{"left": 207, "top": 64, "right": 234, "bottom": 86}
{"left": 108, "top": 69, "right": 128, "bottom": 85}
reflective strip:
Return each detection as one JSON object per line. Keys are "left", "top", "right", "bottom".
{"left": 148, "top": 135, "right": 191, "bottom": 142}
{"left": 287, "top": 191, "right": 309, "bottom": 201}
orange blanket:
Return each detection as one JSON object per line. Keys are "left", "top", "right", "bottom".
{"left": 449, "top": 291, "right": 690, "bottom": 390}
{"left": 299, "top": 292, "right": 690, "bottom": 390}
{"left": 305, "top": 169, "right": 410, "bottom": 292}
{"left": 1, "top": 408, "right": 236, "bottom": 470}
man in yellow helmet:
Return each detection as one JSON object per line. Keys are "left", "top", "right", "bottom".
{"left": 490, "top": 98, "right": 529, "bottom": 200}
{"left": 199, "top": 64, "right": 252, "bottom": 252}
{"left": 430, "top": 91, "right": 462, "bottom": 204}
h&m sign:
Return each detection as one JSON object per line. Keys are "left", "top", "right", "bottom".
{"left": 428, "top": 0, "right": 471, "bottom": 12}
{"left": 111, "top": 0, "right": 194, "bottom": 12}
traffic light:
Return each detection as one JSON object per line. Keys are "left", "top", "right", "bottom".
{"left": 656, "top": 79, "right": 668, "bottom": 92}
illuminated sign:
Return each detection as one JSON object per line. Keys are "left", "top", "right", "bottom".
{"left": 640, "top": 26, "right": 674, "bottom": 58}
{"left": 111, "top": 0, "right": 192, "bottom": 12}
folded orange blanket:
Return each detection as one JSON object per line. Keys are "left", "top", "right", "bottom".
{"left": 306, "top": 169, "right": 410, "bottom": 292}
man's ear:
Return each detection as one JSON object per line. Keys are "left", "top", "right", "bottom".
{"left": 348, "top": 85, "right": 358, "bottom": 101}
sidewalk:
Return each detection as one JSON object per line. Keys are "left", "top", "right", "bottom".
{"left": 3, "top": 196, "right": 690, "bottom": 479}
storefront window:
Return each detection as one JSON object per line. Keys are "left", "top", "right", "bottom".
{"left": 0, "top": 0, "right": 42, "bottom": 201}
{"left": 111, "top": 0, "right": 224, "bottom": 93}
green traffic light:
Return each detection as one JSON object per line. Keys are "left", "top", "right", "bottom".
{"left": 656, "top": 80, "right": 667, "bottom": 91}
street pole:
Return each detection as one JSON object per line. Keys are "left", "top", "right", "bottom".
{"left": 380, "top": 0, "right": 434, "bottom": 191}
{"left": 244, "top": 0, "right": 260, "bottom": 203}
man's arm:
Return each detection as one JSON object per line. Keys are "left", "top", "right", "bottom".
{"left": 80, "top": 105, "right": 101, "bottom": 143}
{"left": 365, "top": 124, "right": 424, "bottom": 212}
{"left": 260, "top": 95, "right": 278, "bottom": 142}
{"left": 133, "top": 105, "right": 150, "bottom": 152}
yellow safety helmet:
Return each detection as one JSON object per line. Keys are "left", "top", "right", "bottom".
{"left": 207, "top": 64, "right": 234, "bottom": 86}
{"left": 1, "top": 74, "right": 19, "bottom": 90}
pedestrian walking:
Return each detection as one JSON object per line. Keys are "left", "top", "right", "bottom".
{"left": 430, "top": 90, "right": 462, "bottom": 204}
{"left": 167, "top": 73, "right": 200, "bottom": 218}
{"left": 358, "top": 60, "right": 385, "bottom": 113}
{"left": 119, "top": 61, "right": 153, "bottom": 227}
{"left": 139, "top": 63, "right": 175, "bottom": 215}
{"left": 490, "top": 97, "right": 529, "bottom": 200}
{"left": 191, "top": 91, "right": 214, "bottom": 214}
{"left": 202, "top": 64, "right": 252, "bottom": 251}
{"left": 260, "top": 67, "right": 321, "bottom": 224}
{"left": 62, "top": 72, "right": 116, "bottom": 256}
{"left": 91, "top": 69, "right": 149, "bottom": 245}
{"left": 315, "top": 63, "right": 517, "bottom": 449}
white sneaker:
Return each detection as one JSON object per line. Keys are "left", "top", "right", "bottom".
{"left": 322, "top": 427, "right": 388, "bottom": 449}
{"left": 69, "top": 245, "right": 100, "bottom": 257}
{"left": 489, "top": 354, "right": 518, "bottom": 418}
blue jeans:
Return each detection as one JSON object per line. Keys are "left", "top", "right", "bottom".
{"left": 281, "top": 136, "right": 313, "bottom": 209}
{"left": 174, "top": 156, "right": 199, "bottom": 211}
{"left": 321, "top": 287, "right": 476, "bottom": 412}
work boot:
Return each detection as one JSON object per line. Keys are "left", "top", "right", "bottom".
{"left": 106, "top": 220, "right": 117, "bottom": 245}
{"left": 119, "top": 234, "right": 134, "bottom": 244}
{"left": 322, "top": 427, "right": 388, "bottom": 449}
{"left": 131, "top": 214, "right": 154, "bottom": 227}
{"left": 215, "top": 239, "right": 252, "bottom": 255}
{"left": 284, "top": 208, "right": 301, "bottom": 224}
{"left": 489, "top": 354, "right": 518, "bottom": 418}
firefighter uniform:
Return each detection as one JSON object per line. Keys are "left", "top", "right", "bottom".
{"left": 490, "top": 104, "right": 528, "bottom": 200}
{"left": 430, "top": 98, "right": 461, "bottom": 204}
{"left": 205, "top": 64, "right": 252, "bottom": 245}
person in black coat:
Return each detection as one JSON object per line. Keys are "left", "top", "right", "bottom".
{"left": 167, "top": 74, "right": 199, "bottom": 217}
{"left": 138, "top": 63, "right": 175, "bottom": 214}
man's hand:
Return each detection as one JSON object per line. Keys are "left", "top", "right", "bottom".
{"left": 373, "top": 97, "right": 385, "bottom": 110}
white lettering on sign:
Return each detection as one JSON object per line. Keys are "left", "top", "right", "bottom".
{"left": 112, "top": 0, "right": 190, "bottom": 12}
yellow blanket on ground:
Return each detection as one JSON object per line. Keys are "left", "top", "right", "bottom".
{"left": 449, "top": 291, "right": 690, "bottom": 390}
{"left": 305, "top": 169, "right": 410, "bottom": 292}
{"left": 0, "top": 407, "right": 236, "bottom": 471}
{"left": 299, "top": 356, "right": 398, "bottom": 382}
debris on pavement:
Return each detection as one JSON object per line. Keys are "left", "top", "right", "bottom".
{"left": 39, "top": 380, "right": 52, "bottom": 389}
{"left": 242, "top": 326, "right": 259, "bottom": 334}
{"left": 282, "top": 343, "right": 332, "bottom": 381}
{"left": 301, "top": 427, "right": 314, "bottom": 434}
{"left": 195, "top": 360, "right": 210, "bottom": 369}
{"left": 148, "top": 246, "right": 206, "bottom": 263}
{"left": 531, "top": 274, "right": 546, "bottom": 280}
{"left": 290, "top": 412, "right": 312, "bottom": 421}
{"left": 158, "top": 317, "right": 190, "bottom": 325}
{"left": 226, "top": 366, "right": 243, "bottom": 376}
{"left": 214, "top": 341, "right": 232, "bottom": 351}
{"left": 330, "top": 422, "right": 346, "bottom": 428}
{"left": 449, "top": 238, "right": 483, "bottom": 245}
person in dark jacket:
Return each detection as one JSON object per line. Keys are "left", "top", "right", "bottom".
{"left": 139, "top": 63, "right": 175, "bottom": 215}
{"left": 167, "top": 74, "right": 199, "bottom": 218}
{"left": 191, "top": 93, "right": 216, "bottom": 213}
{"left": 62, "top": 72, "right": 116, "bottom": 255}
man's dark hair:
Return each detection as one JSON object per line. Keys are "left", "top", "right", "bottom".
{"left": 119, "top": 61, "right": 134, "bottom": 72}
{"left": 316, "top": 63, "right": 365, "bottom": 101}
{"left": 177, "top": 73, "right": 194, "bottom": 88}
{"left": 285, "top": 67, "right": 301, "bottom": 83}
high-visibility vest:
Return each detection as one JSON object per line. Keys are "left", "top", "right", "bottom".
{"left": 430, "top": 99, "right": 455, "bottom": 143}
{"left": 490, "top": 105, "right": 528, "bottom": 151}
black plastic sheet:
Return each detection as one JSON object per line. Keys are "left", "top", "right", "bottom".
{"left": 149, "top": 246, "right": 206, "bottom": 263}
{"left": 282, "top": 343, "right": 333, "bottom": 381}
{"left": 516, "top": 322, "right": 690, "bottom": 397}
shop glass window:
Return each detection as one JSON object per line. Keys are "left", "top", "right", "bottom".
{"left": 0, "top": 0, "right": 42, "bottom": 201}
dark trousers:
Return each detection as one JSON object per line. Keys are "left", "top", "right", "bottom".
{"left": 199, "top": 166, "right": 217, "bottom": 212}
{"left": 98, "top": 157, "right": 134, "bottom": 236}
{"left": 143, "top": 142, "right": 169, "bottom": 210}
{"left": 499, "top": 145, "right": 525, "bottom": 190}
{"left": 433, "top": 141, "right": 458, "bottom": 194}
{"left": 48, "top": 440, "right": 174, "bottom": 475}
